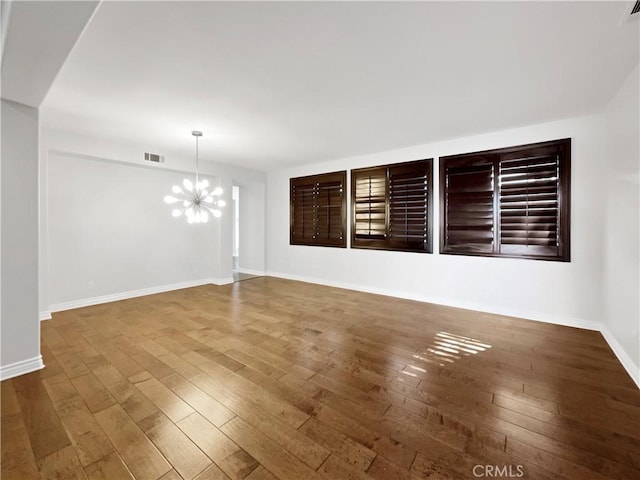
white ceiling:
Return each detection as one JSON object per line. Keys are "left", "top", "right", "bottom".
{"left": 40, "top": 1, "right": 639, "bottom": 171}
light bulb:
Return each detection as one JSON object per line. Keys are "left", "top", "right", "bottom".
{"left": 183, "top": 200, "right": 190, "bottom": 207}
{"left": 204, "top": 196, "right": 214, "bottom": 203}
{"left": 213, "top": 209, "right": 222, "bottom": 218}
{"left": 212, "top": 187, "right": 223, "bottom": 196}
{"left": 199, "top": 179, "right": 209, "bottom": 189}
{"left": 164, "top": 195, "right": 178, "bottom": 204}
{"left": 172, "top": 209, "right": 182, "bottom": 217}
{"left": 201, "top": 211, "right": 209, "bottom": 223}
{"left": 172, "top": 185, "right": 182, "bottom": 194}
{"left": 217, "top": 199, "right": 226, "bottom": 207}
{"left": 187, "top": 216, "right": 195, "bottom": 224}
{"left": 183, "top": 178, "right": 193, "bottom": 192}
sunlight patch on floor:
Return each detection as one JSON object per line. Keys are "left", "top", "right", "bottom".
{"left": 413, "top": 331, "right": 492, "bottom": 366}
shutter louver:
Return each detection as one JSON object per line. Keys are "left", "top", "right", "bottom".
{"left": 354, "top": 169, "right": 387, "bottom": 243}
{"left": 499, "top": 155, "right": 560, "bottom": 257}
{"left": 443, "top": 162, "right": 494, "bottom": 254}
{"left": 291, "top": 181, "right": 316, "bottom": 242}
{"left": 389, "top": 163, "right": 429, "bottom": 250}
{"left": 316, "top": 179, "right": 345, "bottom": 241}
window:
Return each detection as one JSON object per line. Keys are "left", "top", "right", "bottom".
{"left": 440, "top": 138, "right": 570, "bottom": 261}
{"left": 290, "top": 171, "right": 347, "bottom": 247}
{"left": 352, "top": 159, "right": 433, "bottom": 253}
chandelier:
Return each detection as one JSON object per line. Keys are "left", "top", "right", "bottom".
{"left": 163, "top": 131, "right": 225, "bottom": 223}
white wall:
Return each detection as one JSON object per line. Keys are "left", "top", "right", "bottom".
{"left": 47, "top": 152, "right": 217, "bottom": 306}
{"left": 267, "top": 114, "right": 606, "bottom": 329}
{"left": 238, "top": 182, "right": 266, "bottom": 274}
{"left": 41, "top": 129, "right": 267, "bottom": 311}
{"left": 602, "top": 65, "right": 640, "bottom": 379}
{"left": 1, "top": 99, "right": 43, "bottom": 379}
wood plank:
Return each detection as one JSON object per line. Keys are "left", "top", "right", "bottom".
{"left": 1, "top": 380, "right": 21, "bottom": 417}
{"left": 37, "top": 445, "right": 87, "bottom": 480}
{"left": 220, "top": 417, "right": 324, "bottom": 480}
{"left": 92, "top": 364, "right": 159, "bottom": 422}
{"left": 243, "top": 466, "right": 277, "bottom": 480}
{"left": 70, "top": 372, "right": 116, "bottom": 413}
{"left": 194, "top": 464, "right": 232, "bottom": 480}
{"left": 135, "top": 376, "right": 195, "bottom": 423}
{"left": 94, "top": 404, "right": 172, "bottom": 480}
{"left": 52, "top": 352, "right": 90, "bottom": 379}
{"left": 161, "top": 373, "right": 236, "bottom": 427}
{"left": 142, "top": 413, "right": 212, "bottom": 480}
{"left": 42, "top": 374, "right": 114, "bottom": 467}
{"left": 177, "top": 412, "right": 258, "bottom": 480}
{"left": 0, "top": 414, "right": 39, "bottom": 480}
{"left": 299, "top": 417, "right": 376, "bottom": 471}
{"left": 158, "top": 471, "right": 182, "bottom": 480}
{"left": 317, "top": 454, "right": 375, "bottom": 480}
{"left": 84, "top": 452, "right": 134, "bottom": 480}
{"left": 12, "top": 372, "right": 71, "bottom": 459}
{"left": 183, "top": 353, "right": 310, "bottom": 429}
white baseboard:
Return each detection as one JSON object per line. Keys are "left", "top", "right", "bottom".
{"left": 266, "top": 271, "right": 601, "bottom": 331}
{"left": 235, "top": 268, "right": 266, "bottom": 276}
{"left": 39, "top": 310, "right": 52, "bottom": 321}
{"left": 0, "top": 355, "right": 45, "bottom": 381}
{"left": 600, "top": 327, "right": 640, "bottom": 389}
{"left": 48, "top": 278, "right": 232, "bottom": 313}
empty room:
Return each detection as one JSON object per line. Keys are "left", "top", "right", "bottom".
{"left": 1, "top": 1, "right": 639, "bottom": 479}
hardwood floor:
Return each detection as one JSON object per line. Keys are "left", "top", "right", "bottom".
{"left": 1, "top": 277, "right": 638, "bottom": 480}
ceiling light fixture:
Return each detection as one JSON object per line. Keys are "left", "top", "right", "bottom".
{"left": 164, "top": 131, "right": 225, "bottom": 223}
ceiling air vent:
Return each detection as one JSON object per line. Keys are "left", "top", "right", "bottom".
{"left": 144, "top": 152, "right": 164, "bottom": 163}
{"left": 632, "top": 1, "right": 640, "bottom": 15}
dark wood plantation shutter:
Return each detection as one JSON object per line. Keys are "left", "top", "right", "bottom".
{"left": 352, "top": 159, "right": 432, "bottom": 253}
{"left": 442, "top": 159, "right": 495, "bottom": 254}
{"left": 316, "top": 176, "right": 346, "bottom": 242}
{"left": 290, "top": 178, "right": 316, "bottom": 243}
{"left": 499, "top": 152, "right": 560, "bottom": 257}
{"left": 353, "top": 168, "right": 387, "bottom": 246}
{"left": 498, "top": 140, "right": 570, "bottom": 259}
{"left": 388, "top": 161, "right": 431, "bottom": 251}
{"left": 290, "top": 171, "right": 346, "bottom": 247}
{"left": 440, "top": 138, "right": 570, "bottom": 261}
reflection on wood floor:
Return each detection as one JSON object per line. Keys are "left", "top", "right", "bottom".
{"left": 1, "top": 277, "right": 638, "bottom": 480}
{"left": 233, "top": 271, "right": 262, "bottom": 283}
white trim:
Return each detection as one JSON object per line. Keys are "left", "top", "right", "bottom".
{"left": 39, "top": 310, "right": 52, "bottom": 321}
{"left": 0, "top": 355, "right": 45, "bottom": 381}
{"left": 234, "top": 268, "right": 266, "bottom": 277}
{"left": 48, "top": 278, "right": 229, "bottom": 312}
{"left": 267, "top": 271, "right": 601, "bottom": 331}
{"left": 600, "top": 327, "right": 640, "bottom": 389}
